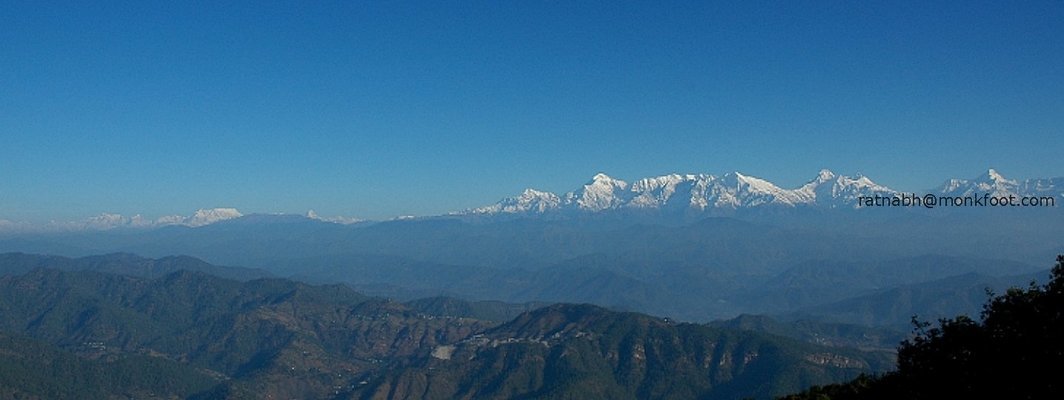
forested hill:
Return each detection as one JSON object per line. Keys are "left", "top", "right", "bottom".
{"left": 0, "top": 255, "right": 893, "bottom": 399}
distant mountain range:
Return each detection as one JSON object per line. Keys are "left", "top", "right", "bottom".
{"left": 2, "top": 169, "right": 1060, "bottom": 233}
{"left": 0, "top": 207, "right": 245, "bottom": 233}
{"left": 0, "top": 208, "right": 368, "bottom": 234}
{"left": 0, "top": 252, "right": 270, "bottom": 281}
{"left": 468, "top": 169, "right": 1063, "bottom": 215}
{"left": 938, "top": 169, "right": 1063, "bottom": 198}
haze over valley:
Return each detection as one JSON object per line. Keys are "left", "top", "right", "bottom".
{"left": 3, "top": 168, "right": 1061, "bottom": 325}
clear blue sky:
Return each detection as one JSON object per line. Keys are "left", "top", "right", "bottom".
{"left": 2, "top": 1, "right": 1062, "bottom": 221}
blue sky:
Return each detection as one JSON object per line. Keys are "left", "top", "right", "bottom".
{"left": 2, "top": 1, "right": 1062, "bottom": 221}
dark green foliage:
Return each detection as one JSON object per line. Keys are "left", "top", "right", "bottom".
{"left": 0, "top": 264, "right": 491, "bottom": 399}
{"left": 0, "top": 332, "right": 216, "bottom": 399}
{"left": 781, "top": 255, "right": 1064, "bottom": 399}
{"left": 356, "top": 304, "right": 892, "bottom": 400}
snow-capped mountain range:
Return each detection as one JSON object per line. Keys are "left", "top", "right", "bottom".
{"left": 0, "top": 208, "right": 365, "bottom": 234}
{"left": 25, "top": 208, "right": 247, "bottom": 232}
{"left": 468, "top": 169, "right": 1063, "bottom": 215}
{"left": 305, "top": 210, "right": 364, "bottom": 225}
{"left": 2, "top": 169, "right": 1059, "bottom": 233}
{"left": 938, "top": 169, "right": 1063, "bottom": 199}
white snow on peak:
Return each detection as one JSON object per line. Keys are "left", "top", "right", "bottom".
{"left": 940, "top": 179, "right": 966, "bottom": 193}
{"left": 973, "top": 169, "right": 1017, "bottom": 187}
{"left": 585, "top": 173, "right": 628, "bottom": 192}
{"left": 723, "top": 172, "right": 781, "bottom": 193}
{"left": 628, "top": 174, "right": 705, "bottom": 209}
{"left": 939, "top": 169, "right": 1024, "bottom": 197}
{"left": 523, "top": 188, "right": 553, "bottom": 198}
{"left": 629, "top": 174, "right": 700, "bottom": 192}
{"left": 0, "top": 208, "right": 249, "bottom": 233}
{"left": 82, "top": 213, "right": 128, "bottom": 230}
{"left": 796, "top": 170, "right": 895, "bottom": 208}
{"left": 469, "top": 188, "right": 562, "bottom": 214}
{"left": 155, "top": 215, "right": 186, "bottom": 225}
{"left": 710, "top": 172, "right": 806, "bottom": 207}
{"left": 937, "top": 169, "right": 1064, "bottom": 203}
{"left": 591, "top": 172, "right": 623, "bottom": 184}
{"left": 931, "top": 169, "right": 1064, "bottom": 203}
{"left": 815, "top": 169, "right": 837, "bottom": 182}
{"left": 185, "top": 208, "right": 243, "bottom": 227}
{"left": 128, "top": 214, "right": 152, "bottom": 227}
{"left": 306, "top": 210, "right": 363, "bottom": 224}
{"left": 986, "top": 168, "right": 1007, "bottom": 182}
{"left": 567, "top": 173, "right": 631, "bottom": 211}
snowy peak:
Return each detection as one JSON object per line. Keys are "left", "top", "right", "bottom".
{"left": 972, "top": 168, "right": 1018, "bottom": 187}
{"left": 470, "top": 188, "right": 562, "bottom": 214}
{"left": 795, "top": 170, "right": 894, "bottom": 208}
{"left": 80, "top": 213, "right": 152, "bottom": 230}
{"left": 519, "top": 188, "right": 560, "bottom": 201}
{"left": 584, "top": 173, "right": 629, "bottom": 194}
{"left": 306, "top": 210, "right": 363, "bottom": 225}
{"left": 568, "top": 173, "right": 631, "bottom": 211}
{"left": 14, "top": 208, "right": 247, "bottom": 232}
{"left": 986, "top": 168, "right": 1006, "bottom": 181}
{"left": 628, "top": 174, "right": 705, "bottom": 209}
{"left": 939, "top": 169, "right": 1016, "bottom": 197}
{"left": 938, "top": 169, "right": 1061, "bottom": 200}
{"left": 591, "top": 172, "right": 625, "bottom": 186}
{"left": 14, "top": 207, "right": 369, "bottom": 233}
{"left": 816, "top": 169, "right": 837, "bottom": 182}
{"left": 721, "top": 172, "right": 783, "bottom": 194}
{"left": 709, "top": 172, "right": 805, "bottom": 208}
{"left": 514, "top": 189, "right": 562, "bottom": 213}
{"left": 186, "top": 208, "right": 243, "bottom": 227}
{"left": 1020, "top": 177, "right": 1063, "bottom": 195}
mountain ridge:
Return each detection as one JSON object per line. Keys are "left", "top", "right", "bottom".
{"left": 468, "top": 169, "right": 1062, "bottom": 215}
